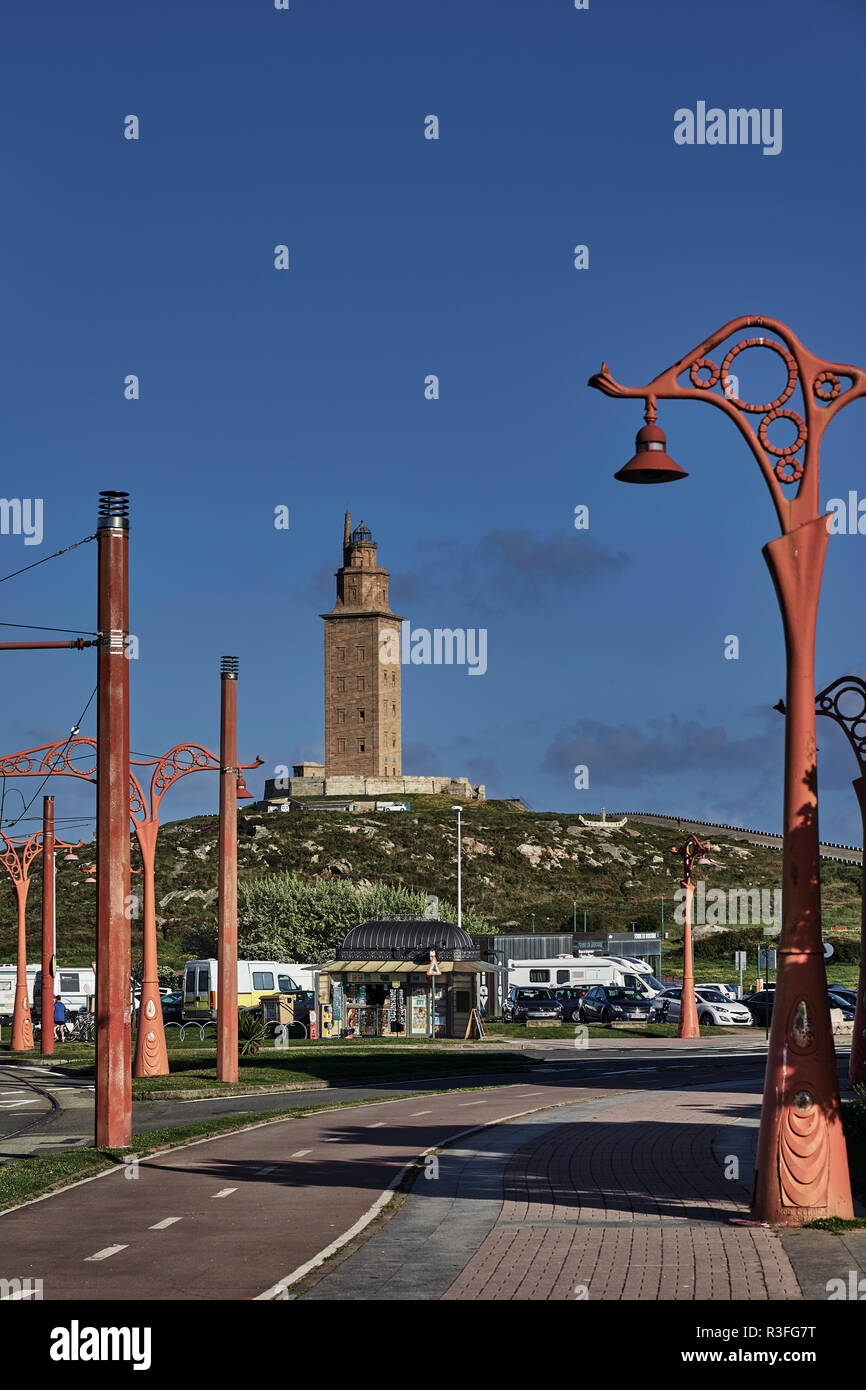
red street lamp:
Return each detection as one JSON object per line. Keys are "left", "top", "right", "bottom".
{"left": 129, "top": 738, "right": 262, "bottom": 1078}
{"left": 670, "top": 835, "right": 711, "bottom": 1039}
{"left": 589, "top": 315, "right": 866, "bottom": 1225}
{"left": 779, "top": 678, "right": 866, "bottom": 1086}
{"left": 0, "top": 824, "right": 83, "bottom": 1050}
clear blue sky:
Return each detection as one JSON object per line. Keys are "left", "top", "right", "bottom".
{"left": 1, "top": 0, "right": 865, "bottom": 844}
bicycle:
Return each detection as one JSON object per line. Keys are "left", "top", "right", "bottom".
{"left": 70, "top": 1012, "right": 95, "bottom": 1042}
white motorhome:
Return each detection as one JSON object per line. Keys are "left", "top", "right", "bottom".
{"left": 507, "top": 955, "right": 659, "bottom": 999}
{"left": 0, "top": 964, "right": 39, "bottom": 1021}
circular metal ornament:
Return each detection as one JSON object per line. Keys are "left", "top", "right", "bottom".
{"left": 145, "top": 998, "right": 156, "bottom": 1019}
{"left": 720, "top": 337, "right": 798, "bottom": 412}
{"left": 813, "top": 371, "right": 841, "bottom": 403}
{"left": 793, "top": 1089, "right": 814, "bottom": 1112}
{"left": 689, "top": 358, "right": 720, "bottom": 389}
{"left": 758, "top": 408, "right": 807, "bottom": 457}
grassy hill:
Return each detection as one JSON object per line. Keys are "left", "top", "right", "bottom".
{"left": 0, "top": 797, "right": 860, "bottom": 971}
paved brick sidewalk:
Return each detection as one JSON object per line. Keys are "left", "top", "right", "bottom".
{"left": 304, "top": 1086, "right": 804, "bottom": 1301}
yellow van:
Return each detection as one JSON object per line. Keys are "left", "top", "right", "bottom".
{"left": 182, "top": 959, "right": 301, "bottom": 1020}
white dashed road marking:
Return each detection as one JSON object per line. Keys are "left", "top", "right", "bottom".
{"left": 85, "top": 1245, "right": 128, "bottom": 1261}
{"left": 291, "top": 1149, "right": 312, "bottom": 1158}
{"left": 212, "top": 1188, "right": 237, "bottom": 1199}
{"left": 149, "top": 1217, "right": 182, "bottom": 1230}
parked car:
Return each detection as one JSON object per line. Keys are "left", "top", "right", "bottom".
{"left": 827, "top": 990, "right": 855, "bottom": 1020}
{"left": 578, "top": 984, "right": 652, "bottom": 1026}
{"left": 551, "top": 984, "right": 592, "bottom": 1021}
{"left": 742, "top": 989, "right": 775, "bottom": 1025}
{"left": 648, "top": 986, "right": 750, "bottom": 1026}
{"left": 828, "top": 984, "right": 857, "bottom": 1004}
{"left": 694, "top": 987, "right": 753, "bottom": 1026}
{"left": 134, "top": 991, "right": 184, "bottom": 1025}
{"left": 503, "top": 986, "right": 563, "bottom": 1024}
{"left": 698, "top": 981, "right": 739, "bottom": 1002}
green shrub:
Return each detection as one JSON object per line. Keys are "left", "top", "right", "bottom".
{"left": 238, "top": 1010, "right": 266, "bottom": 1057}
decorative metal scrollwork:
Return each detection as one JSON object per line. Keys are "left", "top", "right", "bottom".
{"left": 815, "top": 675, "right": 866, "bottom": 774}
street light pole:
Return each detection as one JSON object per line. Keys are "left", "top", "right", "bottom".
{"left": 218, "top": 657, "right": 240, "bottom": 1083}
{"left": 95, "top": 491, "right": 132, "bottom": 1148}
{"left": 670, "top": 834, "right": 710, "bottom": 1040}
{"left": 589, "top": 315, "right": 865, "bottom": 1224}
{"left": 40, "top": 797, "right": 55, "bottom": 1057}
{"left": 452, "top": 805, "right": 462, "bottom": 930}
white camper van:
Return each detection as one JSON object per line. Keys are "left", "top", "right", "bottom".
{"left": 507, "top": 955, "right": 659, "bottom": 999}
{"left": 0, "top": 964, "right": 39, "bottom": 1023}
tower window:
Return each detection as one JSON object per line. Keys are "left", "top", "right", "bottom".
{"left": 336, "top": 709, "right": 346, "bottom": 724}
{"left": 358, "top": 709, "right": 365, "bottom": 721}
{"left": 336, "top": 738, "right": 346, "bottom": 753}
{"left": 356, "top": 676, "right": 365, "bottom": 692}
{"left": 356, "top": 647, "right": 366, "bottom": 662}
{"left": 337, "top": 647, "right": 346, "bottom": 662}
{"left": 358, "top": 741, "right": 366, "bottom": 753}
{"left": 336, "top": 677, "right": 345, "bottom": 692}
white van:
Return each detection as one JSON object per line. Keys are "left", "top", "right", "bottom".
{"left": 34, "top": 967, "right": 96, "bottom": 1017}
{"left": 0, "top": 964, "right": 39, "bottom": 1022}
{"left": 507, "top": 955, "right": 657, "bottom": 999}
{"left": 183, "top": 959, "right": 302, "bottom": 1020}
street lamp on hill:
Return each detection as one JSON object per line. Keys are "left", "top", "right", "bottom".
{"left": 452, "top": 805, "right": 463, "bottom": 929}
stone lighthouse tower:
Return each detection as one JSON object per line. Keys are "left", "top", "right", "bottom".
{"left": 321, "top": 512, "right": 403, "bottom": 778}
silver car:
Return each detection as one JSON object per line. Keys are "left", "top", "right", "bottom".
{"left": 649, "top": 986, "right": 752, "bottom": 1026}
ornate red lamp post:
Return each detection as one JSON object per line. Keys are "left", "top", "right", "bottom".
{"left": 0, "top": 823, "right": 83, "bottom": 1050}
{"left": 670, "top": 834, "right": 712, "bottom": 1039}
{"left": 0, "top": 734, "right": 260, "bottom": 1077}
{"left": 40, "top": 796, "right": 56, "bottom": 1057}
{"left": 589, "top": 315, "right": 865, "bottom": 1224}
{"left": 778, "top": 677, "right": 866, "bottom": 1085}
{"left": 130, "top": 737, "right": 259, "bottom": 1078}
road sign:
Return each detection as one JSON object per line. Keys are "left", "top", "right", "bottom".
{"left": 734, "top": 952, "right": 747, "bottom": 969}
{"left": 824, "top": 942, "right": 834, "bottom": 959}
{"left": 426, "top": 952, "right": 442, "bottom": 977}
{"left": 759, "top": 949, "right": 777, "bottom": 971}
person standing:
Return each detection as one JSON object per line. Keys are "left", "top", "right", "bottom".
{"left": 53, "top": 994, "right": 67, "bottom": 1042}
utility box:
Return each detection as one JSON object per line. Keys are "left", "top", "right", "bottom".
{"left": 259, "top": 995, "right": 296, "bottom": 1025}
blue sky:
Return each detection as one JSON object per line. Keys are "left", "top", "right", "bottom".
{"left": 1, "top": 0, "right": 865, "bottom": 844}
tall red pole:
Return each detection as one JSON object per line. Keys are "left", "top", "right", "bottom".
{"left": 10, "top": 877, "right": 33, "bottom": 1051}
{"left": 95, "top": 492, "right": 132, "bottom": 1148}
{"left": 679, "top": 879, "right": 700, "bottom": 1040}
{"left": 217, "top": 656, "right": 239, "bottom": 1083}
{"left": 751, "top": 520, "right": 851, "bottom": 1221}
{"left": 40, "top": 797, "right": 55, "bottom": 1057}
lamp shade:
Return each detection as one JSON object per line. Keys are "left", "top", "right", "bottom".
{"left": 236, "top": 773, "right": 254, "bottom": 801}
{"left": 614, "top": 423, "right": 688, "bottom": 484}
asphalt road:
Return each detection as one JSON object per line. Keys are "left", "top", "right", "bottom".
{"left": 0, "top": 1039, "right": 776, "bottom": 1158}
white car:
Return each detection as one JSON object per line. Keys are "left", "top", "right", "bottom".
{"left": 694, "top": 987, "right": 753, "bottom": 1025}
{"left": 649, "top": 986, "right": 752, "bottom": 1026}
{"left": 698, "top": 981, "right": 739, "bottom": 1003}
